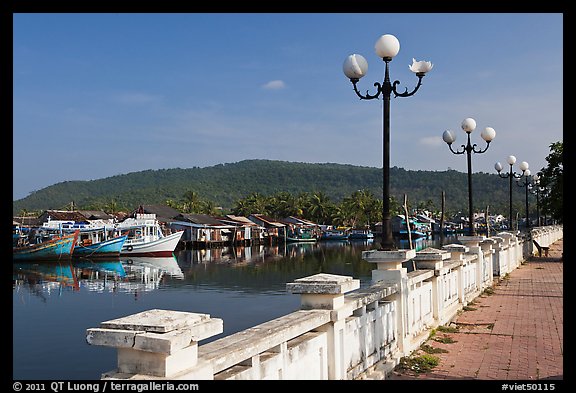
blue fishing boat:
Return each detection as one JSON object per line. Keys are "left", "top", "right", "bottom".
{"left": 320, "top": 230, "right": 349, "bottom": 241}
{"left": 41, "top": 220, "right": 127, "bottom": 258}
{"left": 348, "top": 228, "right": 374, "bottom": 239}
{"left": 399, "top": 229, "right": 427, "bottom": 239}
{"left": 72, "top": 228, "right": 128, "bottom": 258}
{"left": 13, "top": 230, "right": 79, "bottom": 261}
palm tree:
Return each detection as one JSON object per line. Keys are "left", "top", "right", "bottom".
{"left": 331, "top": 204, "right": 348, "bottom": 227}
{"left": 341, "top": 189, "right": 379, "bottom": 228}
{"left": 232, "top": 192, "right": 269, "bottom": 216}
{"left": 104, "top": 199, "right": 119, "bottom": 214}
{"left": 201, "top": 200, "right": 221, "bottom": 215}
{"left": 307, "top": 191, "right": 334, "bottom": 225}
{"left": 182, "top": 190, "right": 203, "bottom": 213}
{"left": 268, "top": 191, "right": 302, "bottom": 218}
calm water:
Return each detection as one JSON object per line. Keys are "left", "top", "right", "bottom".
{"left": 12, "top": 236, "right": 450, "bottom": 380}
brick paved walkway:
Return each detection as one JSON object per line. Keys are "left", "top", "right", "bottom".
{"left": 361, "top": 239, "right": 563, "bottom": 381}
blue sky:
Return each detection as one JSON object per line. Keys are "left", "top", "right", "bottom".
{"left": 13, "top": 13, "right": 563, "bottom": 201}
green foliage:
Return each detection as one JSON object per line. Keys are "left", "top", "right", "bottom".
{"left": 398, "top": 354, "right": 440, "bottom": 373}
{"left": 420, "top": 344, "right": 449, "bottom": 354}
{"left": 436, "top": 325, "right": 459, "bottom": 333}
{"left": 537, "top": 141, "right": 563, "bottom": 223}
{"left": 13, "top": 159, "right": 528, "bottom": 218}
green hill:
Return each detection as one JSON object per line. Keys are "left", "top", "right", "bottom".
{"left": 12, "top": 159, "right": 526, "bottom": 217}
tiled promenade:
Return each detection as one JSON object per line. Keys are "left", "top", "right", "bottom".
{"left": 360, "top": 239, "right": 563, "bottom": 381}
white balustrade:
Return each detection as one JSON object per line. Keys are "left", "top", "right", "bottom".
{"left": 86, "top": 225, "right": 562, "bottom": 380}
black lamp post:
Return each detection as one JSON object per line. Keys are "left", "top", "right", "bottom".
{"left": 517, "top": 169, "right": 533, "bottom": 230}
{"left": 343, "top": 34, "right": 432, "bottom": 251}
{"left": 531, "top": 173, "right": 542, "bottom": 227}
{"left": 495, "top": 156, "right": 529, "bottom": 232}
{"left": 442, "top": 118, "right": 496, "bottom": 236}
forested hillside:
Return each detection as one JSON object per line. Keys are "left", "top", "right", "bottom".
{"left": 13, "top": 159, "right": 525, "bottom": 217}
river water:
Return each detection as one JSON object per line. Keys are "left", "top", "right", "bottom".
{"left": 12, "top": 236, "right": 451, "bottom": 380}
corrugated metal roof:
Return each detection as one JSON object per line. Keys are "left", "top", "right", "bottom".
{"left": 177, "top": 213, "right": 228, "bottom": 226}
{"left": 41, "top": 210, "right": 89, "bottom": 222}
{"left": 248, "top": 214, "right": 285, "bottom": 227}
{"left": 225, "top": 215, "right": 258, "bottom": 225}
{"left": 78, "top": 210, "right": 114, "bottom": 220}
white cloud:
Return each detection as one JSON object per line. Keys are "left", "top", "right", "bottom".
{"left": 262, "top": 80, "right": 286, "bottom": 90}
{"left": 419, "top": 136, "right": 443, "bottom": 147}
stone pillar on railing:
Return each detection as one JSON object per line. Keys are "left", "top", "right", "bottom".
{"left": 513, "top": 232, "right": 521, "bottom": 264}
{"left": 498, "top": 232, "right": 517, "bottom": 269}
{"left": 442, "top": 243, "right": 469, "bottom": 262}
{"left": 457, "top": 236, "right": 485, "bottom": 293}
{"left": 479, "top": 238, "right": 495, "bottom": 288}
{"left": 441, "top": 244, "right": 468, "bottom": 304}
{"left": 544, "top": 228, "right": 550, "bottom": 245}
{"left": 361, "top": 249, "right": 416, "bottom": 354}
{"left": 412, "top": 248, "right": 451, "bottom": 323}
{"left": 286, "top": 273, "right": 359, "bottom": 380}
{"left": 457, "top": 236, "right": 485, "bottom": 264}
{"left": 491, "top": 236, "right": 506, "bottom": 277}
{"left": 86, "top": 309, "right": 223, "bottom": 380}
{"left": 519, "top": 233, "right": 530, "bottom": 264}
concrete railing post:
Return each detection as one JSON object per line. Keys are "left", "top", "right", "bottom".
{"left": 498, "top": 232, "right": 518, "bottom": 268}
{"left": 441, "top": 244, "right": 468, "bottom": 304}
{"left": 441, "top": 244, "right": 469, "bottom": 262}
{"left": 490, "top": 236, "right": 506, "bottom": 277}
{"left": 361, "top": 249, "right": 416, "bottom": 354}
{"left": 287, "top": 273, "right": 359, "bottom": 380}
{"left": 412, "top": 248, "right": 452, "bottom": 323}
{"left": 457, "top": 236, "right": 485, "bottom": 267}
{"left": 479, "top": 238, "right": 495, "bottom": 288}
{"left": 86, "top": 309, "right": 223, "bottom": 380}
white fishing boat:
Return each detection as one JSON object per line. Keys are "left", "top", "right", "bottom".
{"left": 116, "top": 214, "right": 183, "bottom": 257}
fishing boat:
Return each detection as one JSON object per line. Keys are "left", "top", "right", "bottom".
{"left": 72, "top": 228, "right": 128, "bottom": 258}
{"left": 398, "top": 228, "right": 427, "bottom": 239}
{"left": 116, "top": 214, "right": 184, "bottom": 257}
{"left": 348, "top": 228, "right": 374, "bottom": 239}
{"left": 285, "top": 227, "right": 317, "bottom": 243}
{"left": 320, "top": 229, "right": 349, "bottom": 241}
{"left": 13, "top": 230, "right": 79, "bottom": 261}
{"left": 41, "top": 220, "right": 128, "bottom": 258}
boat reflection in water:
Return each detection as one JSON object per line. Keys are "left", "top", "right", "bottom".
{"left": 13, "top": 254, "right": 184, "bottom": 297}
{"left": 13, "top": 261, "right": 80, "bottom": 298}
{"left": 123, "top": 256, "right": 184, "bottom": 280}
{"left": 13, "top": 235, "right": 449, "bottom": 297}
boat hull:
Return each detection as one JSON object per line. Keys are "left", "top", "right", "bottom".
{"left": 348, "top": 234, "right": 374, "bottom": 239}
{"left": 286, "top": 237, "right": 317, "bottom": 243}
{"left": 398, "top": 230, "right": 427, "bottom": 239}
{"left": 320, "top": 233, "right": 349, "bottom": 241}
{"left": 348, "top": 230, "right": 374, "bottom": 239}
{"left": 120, "top": 231, "right": 183, "bottom": 257}
{"left": 13, "top": 231, "right": 79, "bottom": 261}
{"left": 73, "top": 235, "right": 127, "bottom": 258}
